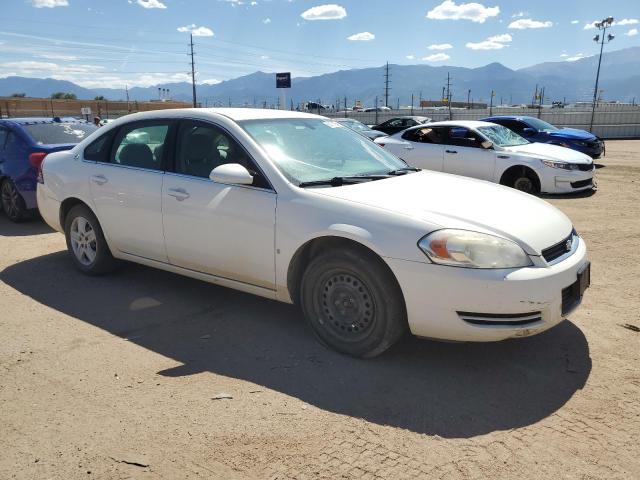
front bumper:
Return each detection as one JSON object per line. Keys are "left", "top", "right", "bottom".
{"left": 385, "top": 237, "right": 589, "bottom": 342}
{"left": 539, "top": 168, "right": 594, "bottom": 194}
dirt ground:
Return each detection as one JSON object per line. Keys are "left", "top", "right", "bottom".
{"left": 1, "top": 141, "right": 639, "bottom": 480}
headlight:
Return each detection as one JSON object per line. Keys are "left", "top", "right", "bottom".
{"left": 418, "top": 229, "right": 532, "bottom": 269}
{"left": 541, "top": 160, "right": 579, "bottom": 170}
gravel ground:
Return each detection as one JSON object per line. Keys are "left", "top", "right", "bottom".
{"left": 1, "top": 140, "right": 639, "bottom": 480}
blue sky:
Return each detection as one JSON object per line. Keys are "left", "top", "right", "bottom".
{"left": 0, "top": 0, "right": 638, "bottom": 88}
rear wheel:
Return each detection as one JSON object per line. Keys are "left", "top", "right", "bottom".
{"left": 64, "top": 204, "right": 117, "bottom": 275}
{"left": 1, "top": 179, "right": 29, "bottom": 222}
{"left": 300, "top": 247, "right": 407, "bottom": 358}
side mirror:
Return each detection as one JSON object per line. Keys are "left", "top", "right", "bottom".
{"left": 209, "top": 163, "right": 254, "bottom": 185}
{"left": 522, "top": 128, "right": 536, "bottom": 137}
{"left": 481, "top": 140, "right": 493, "bottom": 149}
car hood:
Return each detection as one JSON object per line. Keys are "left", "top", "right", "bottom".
{"left": 502, "top": 142, "right": 593, "bottom": 164}
{"left": 312, "top": 171, "right": 572, "bottom": 255}
{"left": 547, "top": 128, "right": 597, "bottom": 141}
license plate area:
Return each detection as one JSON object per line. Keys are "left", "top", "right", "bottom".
{"left": 561, "top": 262, "right": 591, "bottom": 316}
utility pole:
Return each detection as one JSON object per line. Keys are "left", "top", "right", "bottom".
{"left": 467, "top": 89, "right": 471, "bottom": 109}
{"left": 411, "top": 93, "right": 414, "bottom": 115}
{"left": 189, "top": 33, "right": 197, "bottom": 108}
{"left": 489, "top": 90, "right": 495, "bottom": 116}
{"left": 384, "top": 62, "right": 391, "bottom": 108}
{"left": 538, "top": 86, "right": 545, "bottom": 118}
{"left": 445, "top": 72, "right": 452, "bottom": 120}
{"left": 589, "top": 17, "right": 615, "bottom": 132}
{"left": 125, "top": 84, "right": 130, "bottom": 112}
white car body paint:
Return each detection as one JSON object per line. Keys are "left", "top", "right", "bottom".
{"left": 37, "top": 109, "right": 589, "bottom": 343}
{"left": 377, "top": 120, "right": 595, "bottom": 194}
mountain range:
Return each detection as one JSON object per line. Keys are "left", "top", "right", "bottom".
{"left": 1, "top": 46, "right": 638, "bottom": 106}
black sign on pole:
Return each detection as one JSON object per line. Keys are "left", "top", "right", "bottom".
{"left": 276, "top": 72, "right": 291, "bottom": 89}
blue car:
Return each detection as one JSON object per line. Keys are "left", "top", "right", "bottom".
{"left": 481, "top": 116, "right": 604, "bottom": 159}
{"left": 0, "top": 118, "right": 97, "bottom": 222}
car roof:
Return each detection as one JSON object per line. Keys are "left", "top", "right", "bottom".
{"left": 423, "top": 120, "right": 495, "bottom": 128}
{"left": 102, "top": 108, "right": 323, "bottom": 123}
{"left": 482, "top": 115, "right": 535, "bottom": 121}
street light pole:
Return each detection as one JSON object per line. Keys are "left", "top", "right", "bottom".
{"left": 589, "top": 17, "right": 614, "bottom": 133}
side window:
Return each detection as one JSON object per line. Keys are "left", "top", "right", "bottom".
{"left": 387, "top": 119, "right": 403, "bottom": 127}
{"left": 403, "top": 119, "right": 418, "bottom": 127}
{"left": 111, "top": 123, "right": 170, "bottom": 170}
{"left": 501, "top": 120, "right": 525, "bottom": 134}
{"left": 402, "top": 127, "right": 445, "bottom": 144}
{"left": 175, "top": 120, "right": 269, "bottom": 189}
{"left": 447, "top": 127, "right": 482, "bottom": 148}
{"left": 84, "top": 130, "right": 115, "bottom": 162}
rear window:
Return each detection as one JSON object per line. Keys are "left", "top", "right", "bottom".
{"left": 23, "top": 123, "right": 97, "bottom": 145}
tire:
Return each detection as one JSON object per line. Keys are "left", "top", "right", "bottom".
{"left": 300, "top": 247, "right": 407, "bottom": 358}
{"left": 502, "top": 168, "right": 540, "bottom": 195}
{"left": 64, "top": 204, "right": 118, "bottom": 275}
{"left": 1, "top": 179, "right": 29, "bottom": 223}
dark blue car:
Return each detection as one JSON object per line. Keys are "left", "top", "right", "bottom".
{"left": 0, "top": 118, "right": 97, "bottom": 222}
{"left": 481, "top": 116, "right": 604, "bottom": 159}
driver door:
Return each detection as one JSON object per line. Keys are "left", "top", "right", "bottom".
{"left": 161, "top": 119, "right": 276, "bottom": 289}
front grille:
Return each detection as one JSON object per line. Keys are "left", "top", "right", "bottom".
{"left": 458, "top": 311, "right": 543, "bottom": 327}
{"left": 542, "top": 231, "right": 576, "bottom": 263}
{"left": 571, "top": 178, "right": 593, "bottom": 188}
{"left": 577, "top": 163, "right": 594, "bottom": 171}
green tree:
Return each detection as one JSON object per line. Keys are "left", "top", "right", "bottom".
{"left": 51, "top": 92, "right": 65, "bottom": 99}
{"left": 10, "top": 93, "right": 26, "bottom": 97}
{"left": 94, "top": 95, "right": 106, "bottom": 101}
{"left": 63, "top": 93, "right": 77, "bottom": 100}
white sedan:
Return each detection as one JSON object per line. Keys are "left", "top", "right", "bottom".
{"left": 376, "top": 120, "right": 595, "bottom": 194}
{"left": 36, "top": 109, "right": 590, "bottom": 357}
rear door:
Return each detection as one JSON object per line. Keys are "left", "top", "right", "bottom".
{"left": 442, "top": 127, "right": 495, "bottom": 181}
{"left": 87, "top": 120, "right": 173, "bottom": 262}
{"left": 397, "top": 127, "right": 446, "bottom": 171}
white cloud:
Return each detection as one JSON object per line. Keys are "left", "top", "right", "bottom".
{"left": 31, "top": 0, "right": 68, "bottom": 7}
{"left": 627, "top": 28, "right": 638, "bottom": 36}
{"left": 426, "top": 1, "right": 499, "bottom": 24}
{"left": 566, "top": 53, "right": 585, "bottom": 62}
{"left": 428, "top": 43, "right": 453, "bottom": 50}
{"left": 617, "top": 18, "right": 639, "bottom": 26}
{"left": 347, "top": 32, "right": 375, "bottom": 41}
{"left": 300, "top": 4, "right": 347, "bottom": 21}
{"left": 583, "top": 21, "right": 598, "bottom": 30}
{"left": 201, "top": 78, "right": 221, "bottom": 85}
{"left": 466, "top": 33, "right": 512, "bottom": 50}
{"left": 508, "top": 18, "right": 553, "bottom": 29}
{"left": 560, "top": 53, "right": 568, "bottom": 58}
{"left": 406, "top": 55, "right": 415, "bottom": 60}
{"left": 177, "top": 24, "right": 214, "bottom": 36}
{"left": 137, "top": 0, "right": 167, "bottom": 9}
{"left": 422, "top": 53, "right": 450, "bottom": 62}
{"left": 571, "top": 20, "right": 579, "bottom": 24}
{"left": 262, "top": 18, "right": 271, "bottom": 24}
{"left": 511, "top": 11, "right": 526, "bottom": 18}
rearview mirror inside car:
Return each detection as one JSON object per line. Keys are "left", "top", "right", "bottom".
{"left": 210, "top": 163, "right": 254, "bottom": 185}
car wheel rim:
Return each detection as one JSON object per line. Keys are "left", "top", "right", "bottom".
{"left": 316, "top": 271, "right": 376, "bottom": 342}
{"left": 70, "top": 216, "right": 97, "bottom": 266}
{"left": 514, "top": 177, "right": 533, "bottom": 193}
{"left": 1, "top": 182, "right": 20, "bottom": 219}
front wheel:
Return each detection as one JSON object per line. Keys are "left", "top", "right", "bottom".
{"left": 64, "top": 204, "right": 118, "bottom": 275}
{"left": 300, "top": 248, "right": 407, "bottom": 358}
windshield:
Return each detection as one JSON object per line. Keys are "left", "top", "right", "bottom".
{"left": 525, "top": 118, "right": 558, "bottom": 132}
{"left": 339, "top": 119, "right": 370, "bottom": 132}
{"left": 23, "top": 123, "right": 97, "bottom": 145}
{"left": 478, "top": 124, "right": 530, "bottom": 147}
{"left": 241, "top": 118, "right": 407, "bottom": 185}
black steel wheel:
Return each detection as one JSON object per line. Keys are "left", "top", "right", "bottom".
{"left": 1, "top": 179, "right": 28, "bottom": 222}
{"left": 300, "top": 247, "right": 407, "bottom": 358}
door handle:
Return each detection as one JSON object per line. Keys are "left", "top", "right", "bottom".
{"left": 90, "top": 174, "right": 108, "bottom": 185}
{"left": 403, "top": 145, "right": 414, "bottom": 150}
{"left": 445, "top": 150, "right": 458, "bottom": 154}
{"left": 167, "top": 188, "right": 190, "bottom": 201}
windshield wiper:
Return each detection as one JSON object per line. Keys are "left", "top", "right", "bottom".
{"left": 298, "top": 175, "right": 390, "bottom": 188}
{"left": 387, "top": 167, "right": 421, "bottom": 175}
